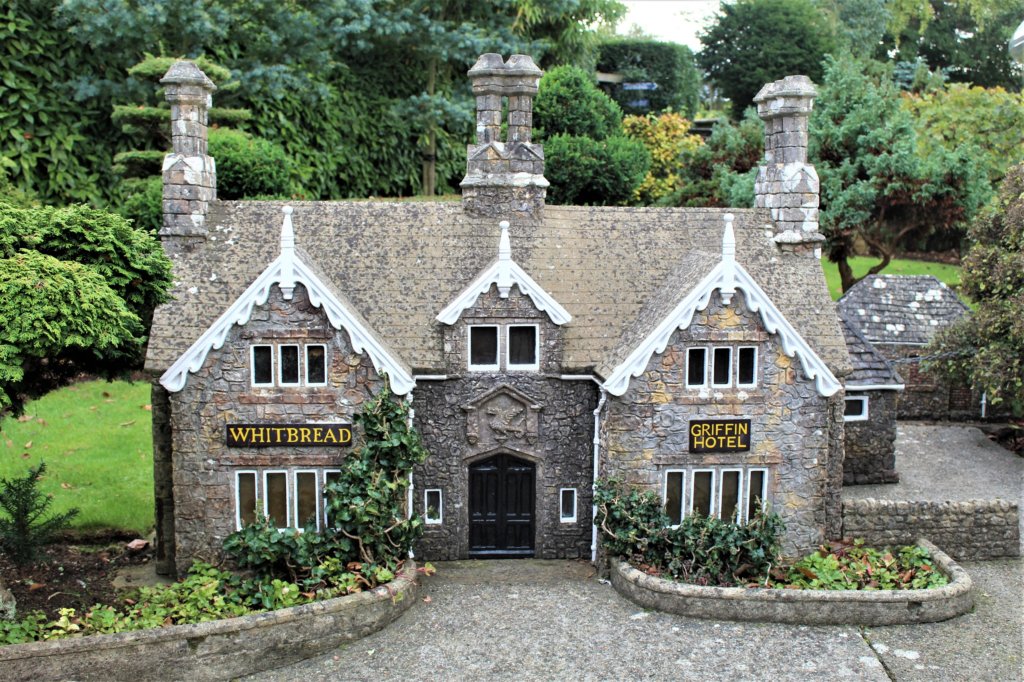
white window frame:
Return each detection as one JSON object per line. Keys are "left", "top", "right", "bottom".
{"left": 424, "top": 488, "right": 443, "bottom": 525}
{"left": 293, "top": 469, "right": 320, "bottom": 532}
{"left": 467, "top": 325, "right": 501, "bottom": 371}
{"left": 506, "top": 324, "right": 540, "bottom": 371}
{"left": 250, "top": 345, "right": 275, "bottom": 387}
{"left": 843, "top": 395, "right": 869, "bottom": 422}
{"left": 688, "top": 468, "right": 717, "bottom": 517}
{"left": 263, "top": 470, "right": 291, "bottom": 531}
{"left": 746, "top": 468, "right": 769, "bottom": 522}
{"left": 305, "top": 344, "right": 328, "bottom": 386}
{"left": 234, "top": 470, "right": 258, "bottom": 530}
{"left": 685, "top": 347, "right": 708, "bottom": 388}
{"left": 718, "top": 468, "right": 744, "bottom": 524}
{"left": 663, "top": 469, "right": 687, "bottom": 526}
{"left": 710, "top": 347, "right": 733, "bottom": 388}
{"left": 559, "top": 488, "right": 577, "bottom": 523}
{"left": 736, "top": 346, "right": 758, "bottom": 388}
{"left": 277, "top": 344, "right": 301, "bottom": 386}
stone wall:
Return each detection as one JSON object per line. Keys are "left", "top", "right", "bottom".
{"left": 151, "top": 383, "right": 176, "bottom": 575}
{"left": 824, "top": 393, "right": 846, "bottom": 539}
{"left": 843, "top": 390, "right": 899, "bottom": 485}
{"left": 601, "top": 291, "right": 835, "bottom": 554}
{"left": 166, "top": 284, "right": 385, "bottom": 575}
{"left": 842, "top": 498, "right": 1020, "bottom": 560}
{"left": 412, "top": 285, "right": 597, "bottom": 560}
{"left": 879, "top": 345, "right": 980, "bottom": 420}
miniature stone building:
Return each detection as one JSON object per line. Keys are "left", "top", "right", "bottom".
{"left": 146, "top": 57, "right": 851, "bottom": 576}
{"left": 839, "top": 317, "right": 903, "bottom": 484}
{"left": 838, "top": 275, "right": 973, "bottom": 420}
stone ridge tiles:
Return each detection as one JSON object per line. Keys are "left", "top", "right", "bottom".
{"left": 146, "top": 200, "right": 851, "bottom": 379}
{"left": 837, "top": 274, "right": 970, "bottom": 346}
{"left": 840, "top": 316, "right": 903, "bottom": 387}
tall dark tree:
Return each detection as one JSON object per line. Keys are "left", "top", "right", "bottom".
{"left": 698, "top": 0, "right": 837, "bottom": 116}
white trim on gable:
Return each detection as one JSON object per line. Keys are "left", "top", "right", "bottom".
{"left": 436, "top": 221, "right": 571, "bottom": 326}
{"left": 159, "top": 207, "right": 415, "bottom": 396}
{"left": 602, "top": 214, "right": 841, "bottom": 398}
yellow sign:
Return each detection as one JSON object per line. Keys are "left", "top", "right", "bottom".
{"left": 225, "top": 423, "right": 353, "bottom": 448}
{"left": 689, "top": 420, "right": 751, "bottom": 453}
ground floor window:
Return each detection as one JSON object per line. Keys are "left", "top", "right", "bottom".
{"left": 844, "top": 395, "right": 869, "bottom": 421}
{"left": 424, "top": 488, "right": 443, "bottom": 524}
{"left": 559, "top": 488, "right": 577, "bottom": 523}
{"left": 663, "top": 466, "right": 768, "bottom": 524}
{"left": 235, "top": 468, "right": 339, "bottom": 531}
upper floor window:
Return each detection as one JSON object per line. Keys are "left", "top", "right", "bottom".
{"left": 250, "top": 344, "right": 328, "bottom": 387}
{"left": 685, "top": 345, "right": 758, "bottom": 389}
{"left": 468, "top": 324, "right": 539, "bottom": 371}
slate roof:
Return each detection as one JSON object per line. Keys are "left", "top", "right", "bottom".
{"left": 146, "top": 201, "right": 851, "bottom": 382}
{"left": 840, "top": 316, "right": 903, "bottom": 389}
{"left": 837, "top": 275, "right": 969, "bottom": 346}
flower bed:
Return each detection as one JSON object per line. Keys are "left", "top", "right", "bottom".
{"left": 610, "top": 539, "right": 973, "bottom": 625}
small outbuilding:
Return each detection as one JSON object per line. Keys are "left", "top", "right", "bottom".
{"left": 840, "top": 316, "right": 903, "bottom": 484}
{"left": 838, "top": 275, "right": 974, "bottom": 420}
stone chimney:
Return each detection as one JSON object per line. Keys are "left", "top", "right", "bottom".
{"left": 160, "top": 61, "right": 217, "bottom": 239}
{"left": 753, "top": 75, "right": 824, "bottom": 256}
{"left": 461, "top": 54, "right": 548, "bottom": 221}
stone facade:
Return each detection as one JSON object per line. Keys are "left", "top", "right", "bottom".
{"left": 165, "top": 285, "right": 384, "bottom": 575}
{"left": 842, "top": 498, "right": 1020, "bottom": 560}
{"left": 601, "top": 291, "right": 833, "bottom": 554}
{"left": 843, "top": 390, "right": 899, "bottom": 484}
{"left": 413, "top": 286, "right": 597, "bottom": 560}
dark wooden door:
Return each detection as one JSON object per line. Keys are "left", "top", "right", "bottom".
{"left": 468, "top": 454, "right": 535, "bottom": 557}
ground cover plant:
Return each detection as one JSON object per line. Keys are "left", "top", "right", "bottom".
{"left": 0, "top": 380, "right": 153, "bottom": 533}
{"left": 595, "top": 478, "right": 947, "bottom": 590}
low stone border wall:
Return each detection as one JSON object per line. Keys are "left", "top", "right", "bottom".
{"left": 842, "top": 499, "right": 1020, "bottom": 560}
{"left": 0, "top": 562, "right": 419, "bottom": 682}
{"left": 610, "top": 540, "right": 972, "bottom": 625}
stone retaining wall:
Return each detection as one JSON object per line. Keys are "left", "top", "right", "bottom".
{"left": 0, "top": 563, "right": 418, "bottom": 682}
{"left": 842, "top": 499, "right": 1020, "bottom": 560}
{"left": 610, "top": 540, "right": 973, "bottom": 625}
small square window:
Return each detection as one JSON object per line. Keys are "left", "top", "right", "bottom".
{"left": 844, "top": 395, "right": 869, "bottom": 421}
{"left": 279, "top": 345, "right": 300, "bottom": 385}
{"left": 686, "top": 348, "right": 707, "bottom": 387}
{"left": 559, "top": 488, "right": 577, "bottom": 523}
{"left": 252, "top": 346, "right": 274, "bottom": 386}
{"left": 469, "top": 326, "right": 499, "bottom": 370}
{"left": 306, "top": 345, "right": 327, "bottom": 385}
{"left": 712, "top": 348, "right": 732, "bottom": 387}
{"left": 737, "top": 347, "right": 757, "bottom": 387}
{"left": 508, "top": 325, "right": 538, "bottom": 369}
{"left": 424, "top": 489, "right": 443, "bottom": 524}
{"left": 664, "top": 471, "right": 685, "bottom": 525}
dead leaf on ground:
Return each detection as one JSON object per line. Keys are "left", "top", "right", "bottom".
{"left": 28, "top": 583, "right": 45, "bottom": 591}
{"left": 102, "top": 391, "right": 111, "bottom": 398}
{"left": 141, "top": 404, "right": 152, "bottom": 411}
{"left": 60, "top": 482, "right": 73, "bottom": 490}
{"left": 23, "top": 441, "right": 32, "bottom": 449}
{"left": 16, "top": 415, "right": 32, "bottom": 422}
{"left": 4, "top": 439, "right": 12, "bottom": 448}
{"left": 119, "top": 420, "right": 136, "bottom": 427}
{"left": 422, "top": 595, "right": 432, "bottom": 604}
{"left": 89, "top": 406, "right": 97, "bottom": 411}
{"left": 20, "top": 452, "right": 30, "bottom": 459}
{"left": 35, "top": 418, "right": 47, "bottom": 426}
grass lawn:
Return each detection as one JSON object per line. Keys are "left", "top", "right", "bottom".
{"left": 821, "top": 256, "right": 962, "bottom": 301}
{"left": 0, "top": 380, "right": 153, "bottom": 534}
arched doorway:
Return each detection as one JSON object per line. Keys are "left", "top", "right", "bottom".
{"left": 468, "top": 453, "right": 535, "bottom": 557}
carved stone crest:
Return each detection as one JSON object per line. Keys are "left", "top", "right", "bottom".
{"left": 463, "top": 384, "right": 542, "bottom": 448}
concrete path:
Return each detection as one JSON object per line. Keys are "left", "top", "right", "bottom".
{"left": 245, "top": 557, "right": 1023, "bottom": 682}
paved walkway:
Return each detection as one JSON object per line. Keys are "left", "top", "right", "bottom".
{"left": 247, "top": 424, "right": 1023, "bottom": 681}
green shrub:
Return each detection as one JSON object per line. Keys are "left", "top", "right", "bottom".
{"left": 0, "top": 462, "right": 79, "bottom": 565}
{"left": 534, "top": 66, "right": 623, "bottom": 141}
{"left": 115, "top": 176, "right": 163, "bottom": 233}
{"left": 208, "top": 128, "right": 298, "bottom": 200}
{"left": 544, "top": 134, "right": 650, "bottom": 205}
{"left": 594, "top": 478, "right": 784, "bottom": 587}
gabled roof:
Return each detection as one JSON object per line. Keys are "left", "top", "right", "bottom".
{"left": 146, "top": 202, "right": 850, "bottom": 379}
{"left": 158, "top": 207, "right": 415, "bottom": 395}
{"left": 601, "top": 216, "right": 842, "bottom": 398}
{"left": 840, "top": 316, "right": 903, "bottom": 390}
{"left": 437, "top": 221, "right": 571, "bottom": 326}
{"left": 837, "top": 275, "right": 969, "bottom": 345}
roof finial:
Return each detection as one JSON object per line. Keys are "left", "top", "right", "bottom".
{"left": 280, "top": 205, "right": 296, "bottom": 300}
{"left": 496, "top": 220, "right": 513, "bottom": 298}
{"left": 720, "top": 213, "right": 736, "bottom": 305}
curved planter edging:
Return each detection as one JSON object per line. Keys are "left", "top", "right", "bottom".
{"left": 0, "top": 562, "right": 419, "bottom": 682}
{"left": 611, "top": 539, "right": 973, "bottom": 625}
